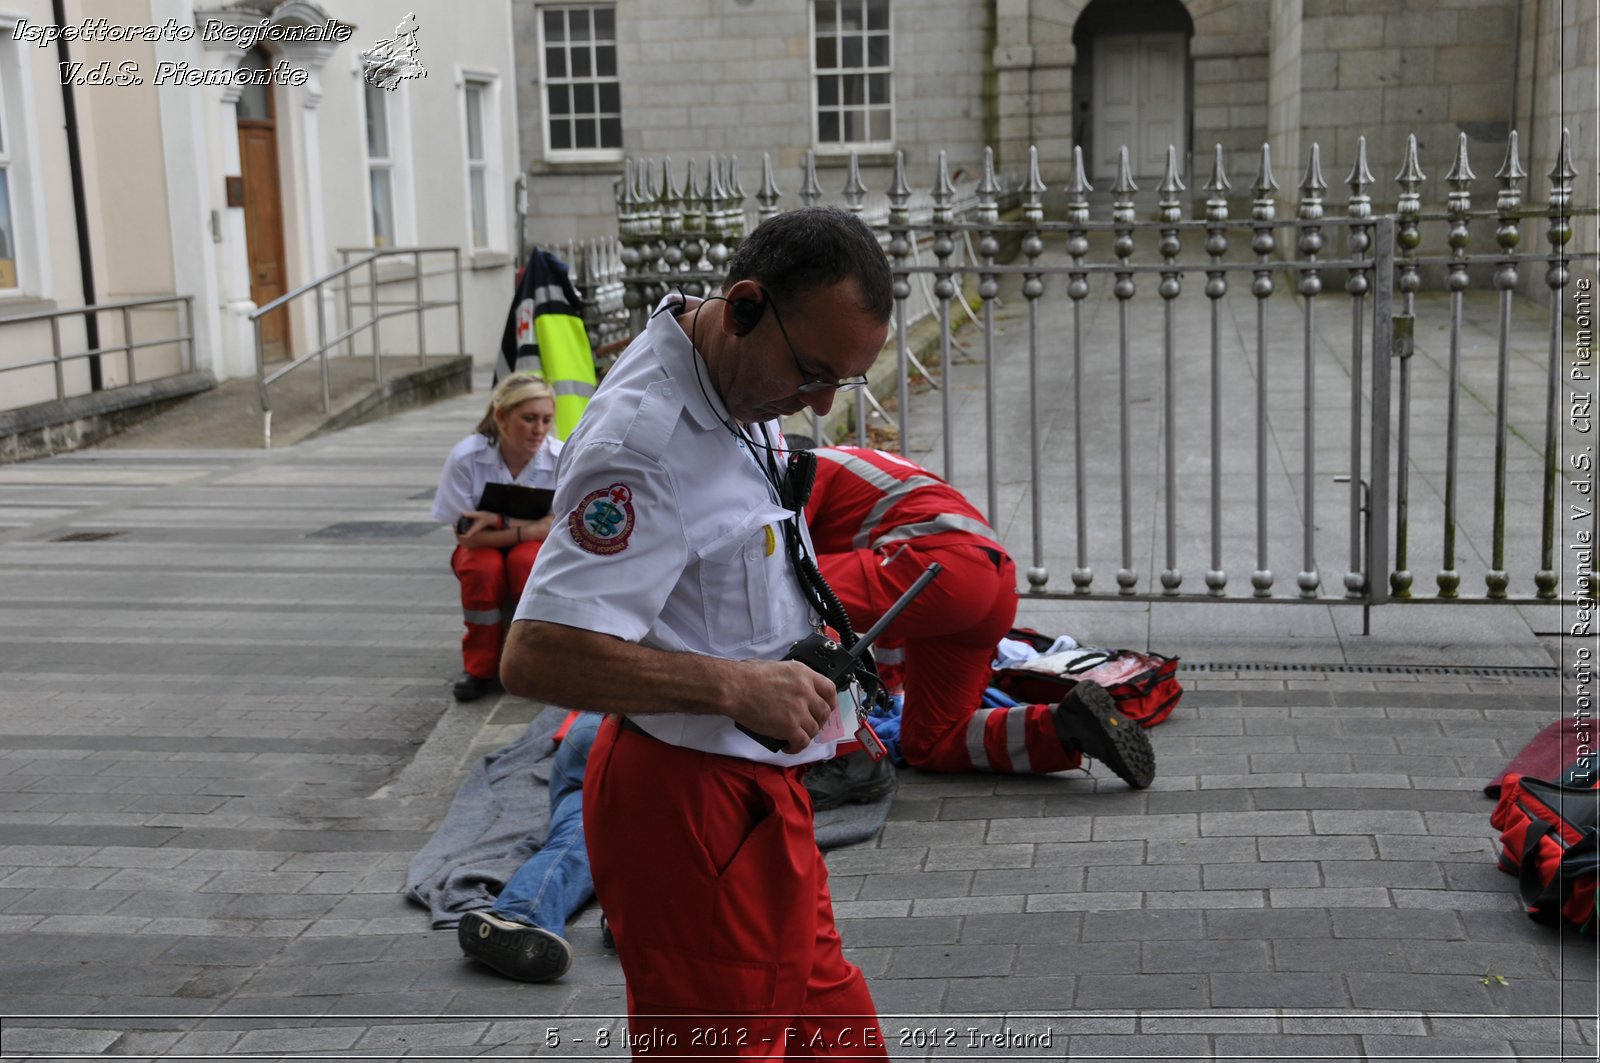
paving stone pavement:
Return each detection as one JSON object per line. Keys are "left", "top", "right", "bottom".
{"left": 0, "top": 334, "right": 1595, "bottom": 1060}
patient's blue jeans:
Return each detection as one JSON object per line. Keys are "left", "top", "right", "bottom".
{"left": 489, "top": 711, "right": 599, "bottom": 936}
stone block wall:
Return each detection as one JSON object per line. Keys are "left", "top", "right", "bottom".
{"left": 1520, "top": 0, "right": 1597, "bottom": 307}
{"left": 515, "top": 0, "right": 994, "bottom": 245}
{"left": 1283, "top": 0, "right": 1519, "bottom": 214}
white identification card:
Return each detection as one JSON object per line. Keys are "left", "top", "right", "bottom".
{"left": 815, "top": 682, "right": 860, "bottom": 745}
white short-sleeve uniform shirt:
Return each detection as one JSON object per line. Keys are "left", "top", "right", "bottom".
{"left": 514, "top": 297, "right": 846, "bottom": 766}
{"left": 432, "top": 433, "right": 562, "bottom": 525}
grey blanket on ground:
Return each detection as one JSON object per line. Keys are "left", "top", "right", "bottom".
{"left": 404, "top": 707, "right": 894, "bottom": 928}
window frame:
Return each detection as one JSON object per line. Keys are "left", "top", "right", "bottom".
{"left": 809, "top": 0, "right": 895, "bottom": 156}
{"left": 0, "top": 15, "right": 48, "bottom": 299}
{"left": 363, "top": 82, "right": 397, "bottom": 248}
{"left": 536, "top": 3, "right": 622, "bottom": 164}
{"left": 459, "top": 71, "right": 505, "bottom": 253}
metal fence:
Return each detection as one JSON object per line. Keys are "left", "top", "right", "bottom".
{"left": 606, "top": 134, "right": 1595, "bottom": 612}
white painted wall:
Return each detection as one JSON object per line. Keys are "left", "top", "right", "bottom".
{"left": 0, "top": 0, "right": 520, "bottom": 416}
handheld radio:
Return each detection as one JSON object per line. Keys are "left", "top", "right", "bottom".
{"left": 738, "top": 562, "right": 942, "bottom": 754}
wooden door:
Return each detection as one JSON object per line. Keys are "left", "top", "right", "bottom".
{"left": 1091, "top": 31, "right": 1187, "bottom": 180}
{"left": 238, "top": 96, "right": 290, "bottom": 361}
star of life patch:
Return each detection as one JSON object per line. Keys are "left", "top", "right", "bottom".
{"left": 569, "top": 482, "right": 636, "bottom": 555}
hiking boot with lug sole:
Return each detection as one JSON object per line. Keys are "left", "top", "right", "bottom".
{"left": 457, "top": 910, "right": 572, "bottom": 982}
{"left": 805, "top": 747, "right": 896, "bottom": 812}
{"left": 1052, "top": 680, "right": 1156, "bottom": 789}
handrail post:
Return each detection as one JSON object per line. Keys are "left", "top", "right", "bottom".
{"left": 183, "top": 296, "right": 194, "bottom": 373}
{"left": 454, "top": 248, "right": 465, "bottom": 359}
{"left": 317, "top": 278, "right": 331, "bottom": 414}
{"left": 122, "top": 305, "right": 135, "bottom": 385}
{"left": 50, "top": 317, "right": 64, "bottom": 400}
{"left": 370, "top": 258, "right": 384, "bottom": 388}
{"left": 415, "top": 248, "right": 426, "bottom": 363}
{"left": 256, "top": 320, "right": 270, "bottom": 448}
{"left": 346, "top": 266, "right": 359, "bottom": 367}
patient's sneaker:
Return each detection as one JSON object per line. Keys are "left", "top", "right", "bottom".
{"left": 805, "top": 748, "right": 896, "bottom": 811}
{"left": 1052, "top": 680, "right": 1155, "bottom": 789}
{"left": 458, "top": 910, "right": 572, "bottom": 982}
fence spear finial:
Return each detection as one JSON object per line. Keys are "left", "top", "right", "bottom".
{"left": 1204, "top": 144, "right": 1230, "bottom": 221}
{"left": 843, "top": 151, "right": 867, "bottom": 212}
{"left": 1159, "top": 145, "right": 1186, "bottom": 195}
{"left": 1158, "top": 145, "right": 1185, "bottom": 223}
{"left": 1345, "top": 136, "right": 1375, "bottom": 206}
{"left": 1298, "top": 143, "right": 1327, "bottom": 198}
{"left": 887, "top": 149, "right": 911, "bottom": 212}
{"left": 682, "top": 156, "right": 700, "bottom": 205}
{"left": 1251, "top": 142, "right": 1279, "bottom": 197}
{"left": 1394, "top": 134, "right": 1426, "bottom": 205}
{"left": 1204, "top": 144, "right": 1231, "bottom": 195}
{"left": 1112, "top": 144, "right": 1138, "bottom": 197}
{"left": 933, "top": 149, "right": 957, "bottom": 205}
{"left": 1496, "top": 128, "right": 1528, "bottom": 184}
{"left": 1066, "top": 143, "right": 1092, "bottom": 199}
{"left": 660, "top": 155, "right": 680, "bottom": 202}
{"left": 706, "top": 154, "right": 724, "bottom": 209}
{"left": 619, "top": 157, "right": 637, "bottom": 212}
{"left": 800, "top": 150, "right": 823, "bottom": 206}
{"left": 756, "top": 152, "right": 782, "bottom": 219}
{"left": 1445, "top": 132, "right": 1475, "bottom": 192}
{"left": 1548, "top": 126, "right": 1578, "bottom": 185}
{"left": 976, "top": 146, "right": 999, "bottom": 225}
{"left": 1028, "top": 145, "right": 1049, "bottom": 226}
{"left": 977, "top": 145, "right": 999, "bottom": 198}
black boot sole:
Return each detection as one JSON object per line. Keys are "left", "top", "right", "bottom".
{"left": 1054, "top": 681, "right": 1156, "bottom": 789}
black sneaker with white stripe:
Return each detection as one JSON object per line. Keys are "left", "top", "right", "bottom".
{"left": 1052, "top": 680, "right": 1156, "bottom": 789}
{"left": 457, "top": 910, "right": 572, "bottom": 982}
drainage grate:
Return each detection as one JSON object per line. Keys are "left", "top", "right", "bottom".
{"left": 1184, "top": 661, "right": 1562, "bottom": 678}
{"left": 408, "top": 488, "right": 437, "bottom": 500}
{"left": 308, "top": 521, "right": 440, "bottom": 540}
{"left": 51, "top": 530, "right": 126, "bottom": 543}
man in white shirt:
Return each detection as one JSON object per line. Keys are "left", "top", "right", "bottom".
{"left": 502, "top": 207, "right": 893, "bottom": 1058}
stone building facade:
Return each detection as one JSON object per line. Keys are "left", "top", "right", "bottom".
{"left": 514, "top": 0, "right": 1593, "bottom": 262}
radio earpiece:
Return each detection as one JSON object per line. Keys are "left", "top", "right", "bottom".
{"left": 730, "top": 295, "right": 765, "bottom": 336}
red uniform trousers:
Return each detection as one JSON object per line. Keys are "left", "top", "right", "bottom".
{"left": 449, "top": 541, "right": 543, "bottom": 679}
{"left": 584, "top": 717, "right": 888, "bottom": 1060}
{"left": 818, "top": 540, "right": 1082, "bottom": 775}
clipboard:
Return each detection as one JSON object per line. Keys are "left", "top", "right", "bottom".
{"left": 476, "top": 482, "right": 554, "bottom": 520}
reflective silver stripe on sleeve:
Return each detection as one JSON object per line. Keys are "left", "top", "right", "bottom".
{"left": 812, "top": 448, "right": 972, "bottom": 549}
{"left": 1003, "top": 707, "right": 1033, "bottom": 773}
{"left": 872, "top": 513, "right": 1002, "bottom": 549}
{"left": 532, "top": 284, "right": 566, "bottom": 306}
{"left": 551, "top": 379, "right": 597, "bottom": 399}
{"left": 463, "top": 608, "right": 502, "bottom": 625}
{"left": 965, "top": 707, "right": 995, "bottom": 770}
{"left": 872, "top": 645, "right": 906, "bottom": 666}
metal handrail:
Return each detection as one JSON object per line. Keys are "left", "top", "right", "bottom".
{"left": 0, "top": 295, "right": 195, "bottom": 405}
{"left": 252, "top": 246, "right": 464, "bottom": 447}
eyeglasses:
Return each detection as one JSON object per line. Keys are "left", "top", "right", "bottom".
{"left": 766, "top": 296, "right": 869, "bottom": 394}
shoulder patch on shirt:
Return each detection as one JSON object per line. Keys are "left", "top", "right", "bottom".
{"left": 569, "top": 482, "right": 636, "bottom": 555}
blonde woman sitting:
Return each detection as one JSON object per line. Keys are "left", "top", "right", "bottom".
{"left": 432, "top": 375, "right": 562, "bottom": 701}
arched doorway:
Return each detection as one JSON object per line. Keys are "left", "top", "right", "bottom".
{"left": 1072, "top": 0, "right": 1194, "bottom": 181}
{"left": 235, "top": 47, "right": 290, "bottom": 361}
